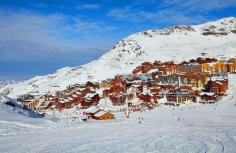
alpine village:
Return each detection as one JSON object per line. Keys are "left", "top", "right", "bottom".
{"left": 13, "top": 56, "right": 236, "bottom": 121}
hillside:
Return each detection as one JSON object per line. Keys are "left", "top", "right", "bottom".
{"left": 0, "top": 94, "right": 44, "bottom": 118}
{"left": 1, "top": 17, "right": 236, "bottom": 98}
{"left": 0, "top": 80, "right": 19, "bottom": 89}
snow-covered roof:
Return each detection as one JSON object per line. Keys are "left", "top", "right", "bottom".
{"left": 85, "top": 93, "right": 96, "bottom": 98}
{"left": 93, "top": 110, "right": 109, "bottom": 117}
{"left": 84, "top": 106, "right": 99, "bottom": 114}
{"left": 211, "top": 77, "right": 226, "bottom": 81}
{"left": 98, "top": 98, "right": 113, "bottom": 108}
{"left": 216, "top": 81, "right": 223, "bottom": 85}
{"left": 72, "top": 94, "right": 79, "bottom": 98}
{"left": 133, "top": 84, "right": 141, "bottom": 87}
{"left": 167, "top": 90, "right": 189, "bottom": 95}
{"left": 65, "top": 92, "right": 70, "bottom": 96}
{"left": 59, "top": 98, "right": 70, "bottom": 103}
{"left": 68, "top": 97, "right": 74, "bottom": 101}
{"left": 148, "top": 69, "right": 158, "bottom": 73}
{"left": 199, "top": 92, "right": 215, "bottom": 96}
{"left": 75, "top": 91, "right": 81, "bottom": 95}
{"left": 96, "top": 89, "right": 104, "bottom": 95}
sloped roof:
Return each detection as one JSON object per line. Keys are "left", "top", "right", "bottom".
{"left": 85, "top": 106, "right": 99, "bottom": 114}
{"left": 199, "top": 92, "right": 215, "bottom": 96}
{"left": 93, "top": 110, "right": 109, "bottom": 117}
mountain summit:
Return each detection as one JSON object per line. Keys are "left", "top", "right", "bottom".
{"left": 1, "top": 17, "right": 236, "bottom": 98}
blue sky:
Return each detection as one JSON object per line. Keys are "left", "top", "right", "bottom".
{"left": 0, "top": 0, "right": 235, "bottom": 80}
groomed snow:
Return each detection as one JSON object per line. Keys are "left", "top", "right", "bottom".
{"left": 0, "top": 74, "right": 236, "bottom": 153}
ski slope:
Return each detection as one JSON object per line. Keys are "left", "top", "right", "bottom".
{"left": 0, "top": 94, "right": 44, "bottom": 118}
{"left": 0, "top": 74, "right": 236, "bottom": 153}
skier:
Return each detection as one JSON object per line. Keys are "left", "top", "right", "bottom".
{"left": 177, "top": 117, "right": 180, "bottom": 121}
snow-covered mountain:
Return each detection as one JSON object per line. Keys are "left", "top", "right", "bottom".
{"left": 0, "top": 80, "right": 19, "bottom": 89}
{"left": 1, "top": 17, "right": 236, "bottom": 98}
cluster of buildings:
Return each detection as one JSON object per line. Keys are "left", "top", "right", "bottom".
{"left": 17, "top": 57, "right": 236, "bottom": 120}
{"left": 130, "top": 57, "right": 232, "bottom": 105}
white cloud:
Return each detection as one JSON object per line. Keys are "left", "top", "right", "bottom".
{"left": 78, "top": 4, "right": 101, "bottom": 10}
{"left": 108, "top": 6, "right": 157, "bottom": 22}
{"left": 108, "top": 6, "right": 207, "bottom": 25}
{"left": 108, "top": 0, "right": 236, "bottom": 25}
{"left": 162, "top": 0, "right": 236, "bottom": 11}
{"left": 154, "top": 0, "right": 236, "bottom": 24}
{"left": 156, "top": 10, "right": 207, "bottom": 25}
{"left": 0, "top": 10, "right": 117, "bottom": 62}
{"left": 73, "top": 18, "right": 117, "bottom": 34}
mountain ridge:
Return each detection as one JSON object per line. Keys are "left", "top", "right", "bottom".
{"left": 1, "top": 17, "right": 236, "bottom": 98}
{"left": 0, "top": 80, "right": 19, "bottom": 89}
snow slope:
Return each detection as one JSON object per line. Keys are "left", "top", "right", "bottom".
{"left": 0, "top": 95, "right": 54, "bottom": 137}
{"left": 1, "top": 17, "right": 236, "bottom": 98}
{"left": 0, "top": 94, "right": 44, "bottom": 118}
{"left": 0, "top": 80, "right": 19, "bottom": 89}
{"left": 0, "top": 74, "right": 236, "bottom": 153}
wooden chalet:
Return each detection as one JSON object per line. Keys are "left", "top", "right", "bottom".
{"left": 112, "top": 75, "right": 125, "bottom": 87}
{"left": 179, "top": 63, "right": 202, "bottom": 73}
{"left": 85, "top": 81, "right": 99, "bottom": 90}
{"left": 159, "top": 84, "right": 177, "bottom": 91}
{"left": 100, "top": 80, "right": 112, "bottom": 88}
{"left": 24, "top": 99, "right": 39, "bottom": 111}
{"left": 84, "top": 106, "right": 100, "bottom": 118}
{"left": 227, "top": 58, "right": 236, "bottom": 73}
{"left": 138, "top": 93, "right": 152, "bottom": 103}
{"left": 110, "top": 85, "right": 125, "bottom": 94}
{"left": 166, "top": 90, "right": 193, "bottom": 105}
{"left": 55, "top": 98, "right": 74, "bottom": 110}
{"left": 109, "top": 93, "right": 126, "bottom": 106}
{"left": 182, "top": 72, "right": 209, "bottom": 91}
{"left": 206, "top": 79, "right": 228, "bottom": 95}
{"left": 141, "top": 62, "right": 153, "bottom": 73}
{"left": 80, "top": 98, "right": 96, "bottom": 109}
{"left": 36, "top": 100, "right": 54, "bottom": 112}
{"left": 152, "top": 93, "right": 160, "bottom": 103}
{"left": 92, "top": 110, "right": 115, "bottom": 120}
{"left": 198, "top": 92, "right": 218, "bottom": 103}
